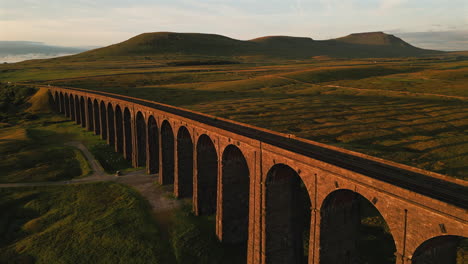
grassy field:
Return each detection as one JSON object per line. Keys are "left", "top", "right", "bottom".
{"left": 3, "top": 55, "right": 465, "bottom": 179}
{"left": 0, "top": 182, "right": 172, "bottom": 264}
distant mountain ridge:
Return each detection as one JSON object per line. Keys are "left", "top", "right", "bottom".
{"left": 0, "top": 41, "right": 87, "bottom": 55}
{"left": 0, "top": 41, "right": 92, "bottom": 63}
{"left": 10, "top": 32, "right": 441, "bottom": 63}
{"left": 76, "top": 31, "right": 440, "bottom": 59}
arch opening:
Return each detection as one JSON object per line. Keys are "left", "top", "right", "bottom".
{"left": 320, "top": 189, "right": 396, "bottom": 264}
{"left": 93, "top": 100, "right": 100, "bottom": 135}
{"left": 87, "top": 98, "right": 94, "bottom": 131}
{"left": 115, "top": 106, "right": 123, "bottom": 153}
{"left": 70, "top": 95, "right": 76, "bottom": 121}
{"left": 54, "top": 92, "right": 59, "bottom": 112}
{"left": 100, "top": 101, "right": 107, "bottom": 140}
{"left": 196, "top": 134, "right": 217, "bottom": 215}
{"left": 64, "top": 94, "right": 70, "bottom": 117}
{"left": 176, "top": 126, "right": 193, "bottom": 198}
{"left": 136, "top": 112, "right": 147, "bottom": 167}
{"left": 161, "top": 120, "right": 174, "bottom": 184}
{"left": 59, "top": 92, "right": 65, "bottom": 114}
{"left": 124, "top": 108, "right": 132, "bottom": 161}
{"left": 107, "top": 104, "right": 115, "bottom": 147}
{"left": 75, "top": 95, "right": 81, "bottom": 125}
{"left": 413, "top": 236, "right": 467, "bottom": 264}
{"left": 265, "top": 164, "right": 311, "bottom": 264}
{"left": 221, "top": 145, "right": 249, "bottom": 244}
{"left": 147, "top": 116, "right": 159, "bottom": 174}
{"left": 80, "top": 97, "right": 86, "bottom": 128}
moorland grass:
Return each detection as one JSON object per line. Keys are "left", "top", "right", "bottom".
{"left": 0, "top": 182, "right": 171, "bottom": 264}
{"left": 1, "top": 55, "right": 467, "bottom": 179}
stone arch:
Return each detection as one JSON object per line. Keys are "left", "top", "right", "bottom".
{"left": 147, "top": 116, "right": 159, "bottom": 174}
{"left": 412, "top": 235, "right": 466, "bottom": 264}
{"left": 320, "top": 189, "right": 396, "bottom": 264}
{"left": 93, "top": 99, "right": 100, "bottom": 135}
{"left": 136, "top": 112, "right": 147, "bottom": 167}
{"left": 87, "top": 98, "right": 94, "bottom": 131}
{"left": 161, "top": 120, "right": 174, "bottom": 184}
{"left": 107, "top": 103, "right": 115, "bottom": 147}
{"left": 100, "top": 101, "right": 107, "bottom": 140}
{"left": 176, "top": 126, "right": 193, "bottom": 198}
{"left": 75, "top": 95, "right": 81, "bottom": 125}
{"left": 220, "top": 145, "right": 250, "bottom": 244}
{"left": 265, "top": 164, "right": 311, "bottom": 264}
{"left": 70, "top": 94, "right": 76, "bottom": 121}
{"left": 115, "top": 105, "right": 124, "bottom": 153}
{"left": 195, "top": 134, "right": 218, "bottom": 215}
{"left": 59, "top": 92, "right": 65, "bottom": 114}
{"left": 124, "top": 107, "right": 132, "bottom": 161}
{"left": 80, "top": 97, "right": 86, "bottom": 127}
{"left": 64, "top": 93, "right": 70, "bottom": 117}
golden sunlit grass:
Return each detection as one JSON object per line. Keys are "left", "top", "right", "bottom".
{"left": 2, "top": 55, "right": 467, "bottom": 179}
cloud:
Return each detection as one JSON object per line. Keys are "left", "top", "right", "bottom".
{"left": 0, "top": 0, "right": 466, "bottom": 49}
{"left": 379, "top": 0, "right": 407, "bottom": 10}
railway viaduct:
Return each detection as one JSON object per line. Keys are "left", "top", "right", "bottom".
{"left": 49, "top": 86, "right": 467, "bottom": 264}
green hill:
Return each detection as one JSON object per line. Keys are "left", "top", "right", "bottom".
{"left": 61, "top": 31, "right": 443, "bottom": 60}
{"left": 79, "top": 32, "right": 254, "bottom": 57}
{"left": 334, "top": 32, "right": 414, "bottom": 47}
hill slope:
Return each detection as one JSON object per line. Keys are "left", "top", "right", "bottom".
{"left": 63, "top": 31, "right": 442, "bottom": 60}
{"left": 334, "top": 32, "right": 414, "bottom": 47}
{"left": 80, "top": 32, "right": 254, "bottom": 57}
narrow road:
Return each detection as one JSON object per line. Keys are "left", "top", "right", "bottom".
{"left": 0, "top": 141, "right": 181, "bottom": 262}
{"left": 0, "top": 141, "right": 182, "bottom": 213}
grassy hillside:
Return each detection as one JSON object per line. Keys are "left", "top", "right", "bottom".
{"left": 72, "top": 31, "right": 441, "bottom": 60}
{"left": 334, "top": 32, "right": 415, "bottom": 47}
{"left": 0, "top": 86, "right": 131, "bottom": 182}
{"left": 79, "top": 32, "right": 253, "bottom": 58}
{"left": 0, "top": 183, "right": 171, "bottom": 264}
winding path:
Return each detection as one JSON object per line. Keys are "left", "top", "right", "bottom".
{"left": 0, "top": 141, "right": 181, "bottom": 213}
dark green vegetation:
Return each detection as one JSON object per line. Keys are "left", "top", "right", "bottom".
{"left": 0, "top": 83, "right": 37, "bottom": 124}
{"left": 0, "top": 183, "right": 171, "bottom": 264}
{"left": 169, "top": 202, "right": 246, "bottom": 264}
{"left": 0, "top": 183, "right": 249, "bottom": 264}
{"left": 89, "top": 143, "right": 133, "bottom": 174}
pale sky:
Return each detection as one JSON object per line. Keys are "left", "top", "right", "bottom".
{"left": 1, "top": 0, "right": 467, "bottom": 50}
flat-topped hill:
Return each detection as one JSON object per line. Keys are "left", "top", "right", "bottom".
{"left": 56, "top": 31, "right": 443, "bottom": 60}
{"left": 82, "top": 32, "right": 253, "bottom": 57}
{"left": 334, "top": 32, "right": 415, "bottom": 47}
